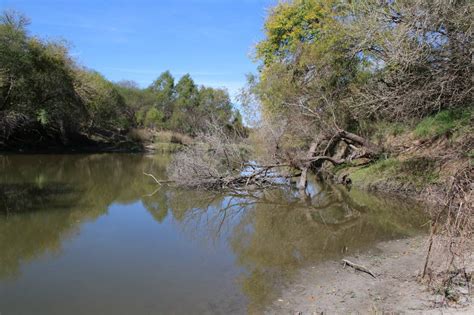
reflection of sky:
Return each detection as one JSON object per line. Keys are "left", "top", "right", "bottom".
{"left": 0, "top": 202, "right": 247, "bottom": 314}
{"left": 305, "top": 179, "right": 321, "bottom": 198}
{"left": 0, "top": 154, "right": 428, "bottom": 314}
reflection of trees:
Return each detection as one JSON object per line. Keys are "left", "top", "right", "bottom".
{"left": 0, "top": 154, "right": 170, "bottom": 278}
{"left": 0, "top": 209, "right": 80, "bottom": 278}
{"left": 0, "top": 154, "right": 427, "bottom": 313}
{"left": 161, "top": 182, "right": 427, "bottom": 313}
{"left": 231, "top": 184, "right": 427, "bottom": 313}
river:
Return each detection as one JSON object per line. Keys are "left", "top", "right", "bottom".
{"left": 0, "top": 153, "right": 427, "bottom": 314}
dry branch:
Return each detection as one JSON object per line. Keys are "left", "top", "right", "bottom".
{"left": 342, "top": 259, "right": 377, "bottom": 278}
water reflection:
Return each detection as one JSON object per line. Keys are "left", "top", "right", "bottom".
{"left": 0, "top": 154, "right": 427, "bottom": 314}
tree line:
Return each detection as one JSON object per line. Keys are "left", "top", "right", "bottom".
{"left": 116, "top": 72, "right": 244, "bottom": 134}
{"left": 0, "top": 10, "right": 244, "bottom": 148}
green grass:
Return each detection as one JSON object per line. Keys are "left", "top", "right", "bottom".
{"left": 414, "top": 108, "right": 472, "bottom": 139}
{"left": 351, "top": 157, "right": 439, "bottom": 189}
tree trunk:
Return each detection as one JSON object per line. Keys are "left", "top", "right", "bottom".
{"left": 297, "top": 138, "right": 320, "bottom": 191}
{"left": 296, "top": 129, "right": 379, "bottom": 191}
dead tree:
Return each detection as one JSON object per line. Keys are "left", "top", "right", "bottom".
{"left": 296, "top": 129, "right": 381, "bottom": 192}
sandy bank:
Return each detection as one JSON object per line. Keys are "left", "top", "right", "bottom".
{"left": 265, "top": 236, "right": 473, "bottom": 314}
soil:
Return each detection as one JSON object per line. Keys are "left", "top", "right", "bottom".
{"left": 265, "top": 236, "right": 473, "bottom": 314}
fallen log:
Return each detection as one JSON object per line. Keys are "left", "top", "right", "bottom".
{"left": 342, "top": 259, "right": 377, "bottom": 278}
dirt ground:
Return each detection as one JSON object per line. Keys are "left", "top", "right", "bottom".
{"left": 265, "top": 236, "right": 473, "bottom": 314}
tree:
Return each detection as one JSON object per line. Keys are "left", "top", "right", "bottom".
{"left": 0, "top": 10, "right": 242, "bottom": 147}
{"left": 149, "top": 71, "right": 175, "bottom": 120}
{"left": 0, "top": 11, "right": 86, "bottom": 142}
{"left": 348, "top": 0, "right": 473, "bottom": 121}
{"left": 75, "top": 70, "right": 130, "bottom": 129}
{"left": 197, "top": 86, "right": 233, "bottom": 130}
{"left": 256, "top": 0, "right": 334, "bottom": 66}
{"left": 169, "top": 74, "right": 199, "bottom": 133}
{"left": 115, "top": 80, "right": 155, "bottom": 127}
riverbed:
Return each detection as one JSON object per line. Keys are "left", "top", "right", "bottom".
{"left": 0, "top": 153, "right": 428, "bottom": 314}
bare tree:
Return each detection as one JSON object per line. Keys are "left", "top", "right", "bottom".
{"left": 349, "top": 0, "right": 473, "bottom": 121}
{"left": 168, "top": 122, "right": 297, "bottom": 190}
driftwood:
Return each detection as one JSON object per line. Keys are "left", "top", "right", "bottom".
{"left": 342, "top": 259, "right": 377, "bottom": 278}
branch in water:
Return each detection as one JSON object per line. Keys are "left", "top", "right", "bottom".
{"left": 143, "top": 172, "right": 174, "bottom": 185}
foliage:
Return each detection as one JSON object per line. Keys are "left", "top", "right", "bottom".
{"left": 117, "top": 72, "right": 242, "bottom": 135}
{"left": 256, "top": 0, "right": 333, "bottom": 65}
{"left": 75, "top": 70, "right": 130, "bottom": 129}
{"left": 349, "top": 0, "right": 472, "bottom": 121}
{"left": 0, "top": 10, "right": 243, "bottom": 148}
{"left": 0, "top": 10, "right": 84, "bottom": 137}
{"left": 246, "top": 0, "right": 472, "bottom": 153}
{"left": 144, "top": 107, "right": 164, "bottom": 129}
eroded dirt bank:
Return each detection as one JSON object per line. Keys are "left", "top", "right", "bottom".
{"left": 265, "top": 236, "right": 473, "bottom": 314}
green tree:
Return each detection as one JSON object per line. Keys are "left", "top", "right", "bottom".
{"left": 115, "top": 80, "right": 155, "bottom": 127}
{"left": 75, "top": 70, "right": 130, "bottom": 129}
{"left": 0, "top": 10, "right": 86, "bottom": 141}
{"left": 255, "top": 0, "right": 334, "bottom": 66}
{"left": 197, "top": 86, "right": 233, "bottom": 128}
{"left": 0, "top": 10, "right": 135, "bottom": 145}
{"left": 144, "top": 107, "right": 164, "bottom": 129}
{"left": 149, "top": 71, "right": 175, "bottom": 120}
{"left": 169, "top": 74, "right": 198, "bottom": 133}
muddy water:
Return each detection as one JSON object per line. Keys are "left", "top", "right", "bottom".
{"left": 0, "top": 154, "right": 427, "bottom": 314}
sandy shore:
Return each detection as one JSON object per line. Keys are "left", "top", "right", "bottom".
{"left": 265, "top": 236, "right": 473, "bottom": 314}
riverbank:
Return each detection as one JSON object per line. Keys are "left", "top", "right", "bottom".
{"left": 266, "top": 236, "right": 473, "bottom": 314}
{"left": 315, "top": 114, "right": 473, "bottom": 313}
{"left": 334, "top": 109, "right": 472, "bottom": 205}
{"left": 0, "top": 128, "right": 191, "bottom": 154}
{"left": 0, "top": 126, "right": 143, "bottom": 153}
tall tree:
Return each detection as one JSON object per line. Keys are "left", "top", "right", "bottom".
{"left": 149, "top": 71, "right": 175, "bottom": 120}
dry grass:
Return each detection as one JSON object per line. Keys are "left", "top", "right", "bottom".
{"left": 155, "top": 131, "right": 193, "bottom": 145}
{"left": 127, "top": 128, "right": 154, "bottom": 142}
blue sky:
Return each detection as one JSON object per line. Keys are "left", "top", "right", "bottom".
{"left": 1, "top": 0, "right": 275, "bottom": 99}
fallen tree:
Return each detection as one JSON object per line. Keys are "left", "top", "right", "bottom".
{"left": 167, "top": 122, "right": 379, "bottom": 193}
{"left": 296, "top": 128, "right": 381, "bottom": 191}
{"left": 167, "top": 125, "right": 300, "bottom": 190}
